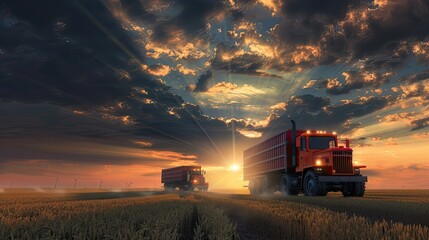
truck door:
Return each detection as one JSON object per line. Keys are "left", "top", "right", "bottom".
{"left": 299, "top": 136, "right": 312, "bottom": 169}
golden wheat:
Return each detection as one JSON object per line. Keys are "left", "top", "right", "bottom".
{"left": 200, "top": 196, "right": 429, "bottom": 240}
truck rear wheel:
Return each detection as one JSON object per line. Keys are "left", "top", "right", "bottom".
{"left": 304, "top": 170, "right": 327, "bottom": 196}
{"left": 280, "top": 174, "right": 298, "bottom": 196}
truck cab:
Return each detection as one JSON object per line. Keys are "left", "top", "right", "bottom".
{"left": 187, "top": 168, "right": 209, "bottom": 191}
{"left": 294, "top": 130, "right": 367, "bottom": 196}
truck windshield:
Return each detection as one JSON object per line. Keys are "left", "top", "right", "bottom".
{"left": 191, "top": 170, "right": 201, "bottom": 175}
{"left": 309, "top": 136, "right": 336, "bottom": 149}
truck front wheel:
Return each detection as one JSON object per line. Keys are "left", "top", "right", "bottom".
{"left": 304, "top": 170, "right": 327, "bottom": 196}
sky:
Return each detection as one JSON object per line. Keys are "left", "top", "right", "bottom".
{"left": 1, "top": 0, "right": 429, "bottom": 189}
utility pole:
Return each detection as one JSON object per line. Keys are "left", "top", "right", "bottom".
{"left": 54, "top": 176, "right": 59, "bottom": 189}
{"left": 99, "top": 180, "right": 103, "bottom": 189}
{"left": 73, "top": 177, "right": 79, "bottom": 189}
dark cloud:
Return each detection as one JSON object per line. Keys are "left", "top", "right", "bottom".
{"left": 357, "top": 56, "right": 405, "bottom": 71}
{"left": 270, "top": 0, "right": 429, "bottom": 71}
{"left": 212, "top": 53, "right": 263, "bottom": 72}
{"left": 410, "top": 117, "right": 429, "bottom": 131}
{"left": 0, "top": 0, "right": 149, "bottom": 107}
{"left": 400, "top": 69, "right": 429, "bottom": 84}
{"left": 119, "top": 0, "right": 156, "bottom": 22}
{"left": 209, "top": 43, "right": 283, "bottom": 78}
{"left": 347, "top": 0, "right": 429, "bottom": 59}
{"left": 306, "top": 70, "right": 393, "bottom": 95}
{"left": 264, "top": 94, "right": 393, "bottom": 135}
{"left": 152, "top": 0, "right": 226, "bottom": 43}
{"left": 275, "top": 0, "right": 358, "bottom": 45}
{"left": 329, "top": 70, "right": 393, "bottom": 95}
{"left": 281, "top": 0, "right": 357, "bottom": 19}
{"left": 187, "top": 70, "right": 214, "bottom": 92}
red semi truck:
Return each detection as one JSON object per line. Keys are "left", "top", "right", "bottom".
{"left": 243, "top": 120, "right": 367, "bottom": 197}
{"left": 161, "top": 166, "right": 209, "bottom": 191}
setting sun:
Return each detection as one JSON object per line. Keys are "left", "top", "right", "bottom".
{"left": 230, "top": 164, "right": 240, "bottom": 172}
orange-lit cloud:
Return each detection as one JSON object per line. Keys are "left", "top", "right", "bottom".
{"left": 176, "top": 64, "right": 196, "bottom": 75}
{"left": 290, "top": 45, "right": 321, "bottom": 65}
{"left": 412, "top": 41, "right": 429, "bottom": 60}
{"left": 257, "top": 0, "right": 282, "bottom": 16}
{"left": 141, "top": 64, "right": 171, "bottom": 76}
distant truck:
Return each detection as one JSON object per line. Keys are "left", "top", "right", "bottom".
{"left": 243, "top": 120, "right": 367, "bottom": 197}
{"left": 161, "top": 166, "right": 209, "bottom": 191}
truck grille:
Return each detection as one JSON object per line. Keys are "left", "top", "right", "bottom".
{"left": 333, "top": 152, "right": 353, "bottom": 174}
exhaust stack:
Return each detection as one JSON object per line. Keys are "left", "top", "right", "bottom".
{"left": 291, "top": 120, "right": 296, "bottom": 168}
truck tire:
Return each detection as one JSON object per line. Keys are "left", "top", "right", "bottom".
{"left": 280, "top": 174, "right": 299, "bottom": 196}
{"left": 342, "top": 183, "right": 354, "bottom": 197}
{"left": 304, "top": 170, "right": 327, "bottom": 196}
{"left": 353, "top": 182, "right": 365, "bottom": 197}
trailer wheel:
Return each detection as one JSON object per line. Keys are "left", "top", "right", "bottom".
{"left": 353, "top": 182, "right": 365, "bottom": 197}
{"left": 280, "top": 174, "right": 298, "bottom": 196}
{"left": 304, "top": 170, "right": 327, "bottom": 196}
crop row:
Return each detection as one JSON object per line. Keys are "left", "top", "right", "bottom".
{"left": 0, "top": 193, "right": 239, "bottom": 240}
{"left": 199, "top": 195, "right": 429, "bottom": 240}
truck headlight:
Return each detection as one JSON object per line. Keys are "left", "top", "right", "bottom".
{"left": 315, "top": 160, "right": 322, "bottom": 166}
{"left": 193, "top": 180, "right": 198, "bottom": 183}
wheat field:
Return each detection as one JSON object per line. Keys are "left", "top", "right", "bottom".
{"left": 0, "top": 189, "right": 428, "bottom": 239}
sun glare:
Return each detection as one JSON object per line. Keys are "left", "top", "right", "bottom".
{"left": 230, "top": 164, "right": 239, "bottom": 172}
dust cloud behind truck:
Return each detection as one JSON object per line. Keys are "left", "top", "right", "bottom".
{"left": 243, "top": 120, "right": 367, "bottom": 197}
{"left": 161, "top": 166, "right": 209, "bottom": 191}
